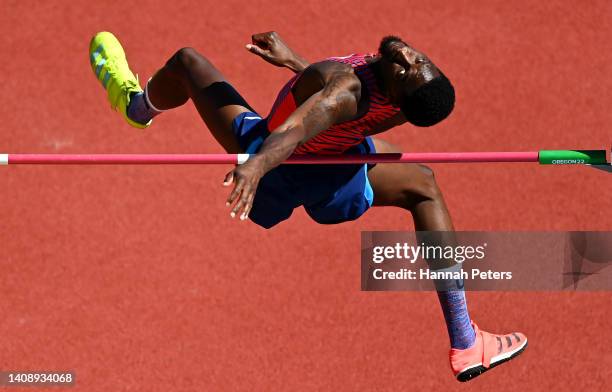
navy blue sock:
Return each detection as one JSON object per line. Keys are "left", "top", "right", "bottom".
{"left": 127, "top": 91, "right": 161, "bottom": 125}
{"left": 437, "top": 289, "right": 476, "bottom": 349}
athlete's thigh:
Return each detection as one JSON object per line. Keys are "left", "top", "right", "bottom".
{"left": 367, "top": 138, "right": 435, "bottom": 207}
{"left": 168, "top": 48, "right": 256, "bottom": 153}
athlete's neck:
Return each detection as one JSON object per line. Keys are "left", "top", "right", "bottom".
{"left": 365, "top": 55, "right": 388, "bottom": 97}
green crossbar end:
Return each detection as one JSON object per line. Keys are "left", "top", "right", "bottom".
{"left": 538, "top": 150, "right": 609, "bottom": 165}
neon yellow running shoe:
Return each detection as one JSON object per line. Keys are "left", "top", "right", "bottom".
{"left": 89, "top": 31, "right": 151, "bottom": 129}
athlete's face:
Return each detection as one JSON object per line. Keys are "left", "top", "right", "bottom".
{"left": 381, "top": 41, "right": 440, "bottom": 105}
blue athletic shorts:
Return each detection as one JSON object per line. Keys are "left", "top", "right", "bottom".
{"left": 232, "top": 111, "right": 375, "bottom": 229}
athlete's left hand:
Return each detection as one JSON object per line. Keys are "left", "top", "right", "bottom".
{"left": 246, "top": 31, "right": 309, "bottom": 73}
{"left": 246, "top": 31, "right": 293, "bottom": 68}
{"left": 223, "top": 157, "right": 266, "bottom": 221}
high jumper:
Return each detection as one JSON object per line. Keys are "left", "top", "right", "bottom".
{"left": 88, "top": 30, "right": 527, "bottom": 381}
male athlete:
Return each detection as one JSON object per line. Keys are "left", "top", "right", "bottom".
{"left": 89, "top": 31, "right": 527, "bottom": 381}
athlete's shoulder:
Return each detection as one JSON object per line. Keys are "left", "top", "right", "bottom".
{"left": 316, "top": 52, "right": 375, "bottom": 85}
{"left": 314, "top": 65, "right": 361, "bottom": 107}
{"left": 306, "top": 60, "right": 360, "bottom": 88}
{"left": 308, "top": 59, "right": 354, "bottom": 75}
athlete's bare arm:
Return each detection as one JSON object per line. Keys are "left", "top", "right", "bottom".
{"left": 224, "top": 62, "right": 361, "bottom": 220}
{"left": 256, "top": 63, "right": 361, "bottom": 162}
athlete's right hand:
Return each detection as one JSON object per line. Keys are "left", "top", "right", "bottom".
{"left": 246, "top": 32, "right": 308, "bottom": 72}
{"left": 223, "top": 156, "right": 266, "bottom": 221}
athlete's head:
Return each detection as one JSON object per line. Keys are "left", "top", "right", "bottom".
{"left": 377, "top": 35, "right": 455, "bottom": 127}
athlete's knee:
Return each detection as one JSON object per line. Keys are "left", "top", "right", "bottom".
{"left": 399, "top": 165, "right": 443, "bottom": 208}
{"left": 415, "top": 165, "right": 442, "bottom": 198}
{"left": 167, "top": 47, "right": 210, "bottom": 73}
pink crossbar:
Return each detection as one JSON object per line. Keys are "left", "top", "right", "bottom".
{"left": 2, "top": 152, "right": 539, "bottom": 165}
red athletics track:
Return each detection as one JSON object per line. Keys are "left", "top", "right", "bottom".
{"left": 1, "top": 1, "right": 611, "bottom": 391}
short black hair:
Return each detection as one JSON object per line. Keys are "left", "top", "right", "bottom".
{"left": 378, "top": 35, "right": 407, "bottom": 59}
{"left": 400, "top": 73, "right": 455, "bottom": 127}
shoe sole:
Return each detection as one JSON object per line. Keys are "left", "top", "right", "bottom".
{"left": 456, "top": 339, "right": 528, "bottom": 382}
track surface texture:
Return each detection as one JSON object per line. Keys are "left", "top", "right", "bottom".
{"left": 1, "top": 1, "right": 611, "bottom": 391}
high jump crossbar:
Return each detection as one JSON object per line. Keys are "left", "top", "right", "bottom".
{"left": 0, "top": 150, "right": 609, "bottom": 166}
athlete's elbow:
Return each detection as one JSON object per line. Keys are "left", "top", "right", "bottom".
{"left": 273, "top": 120, "right": 301, "bottom": 135}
